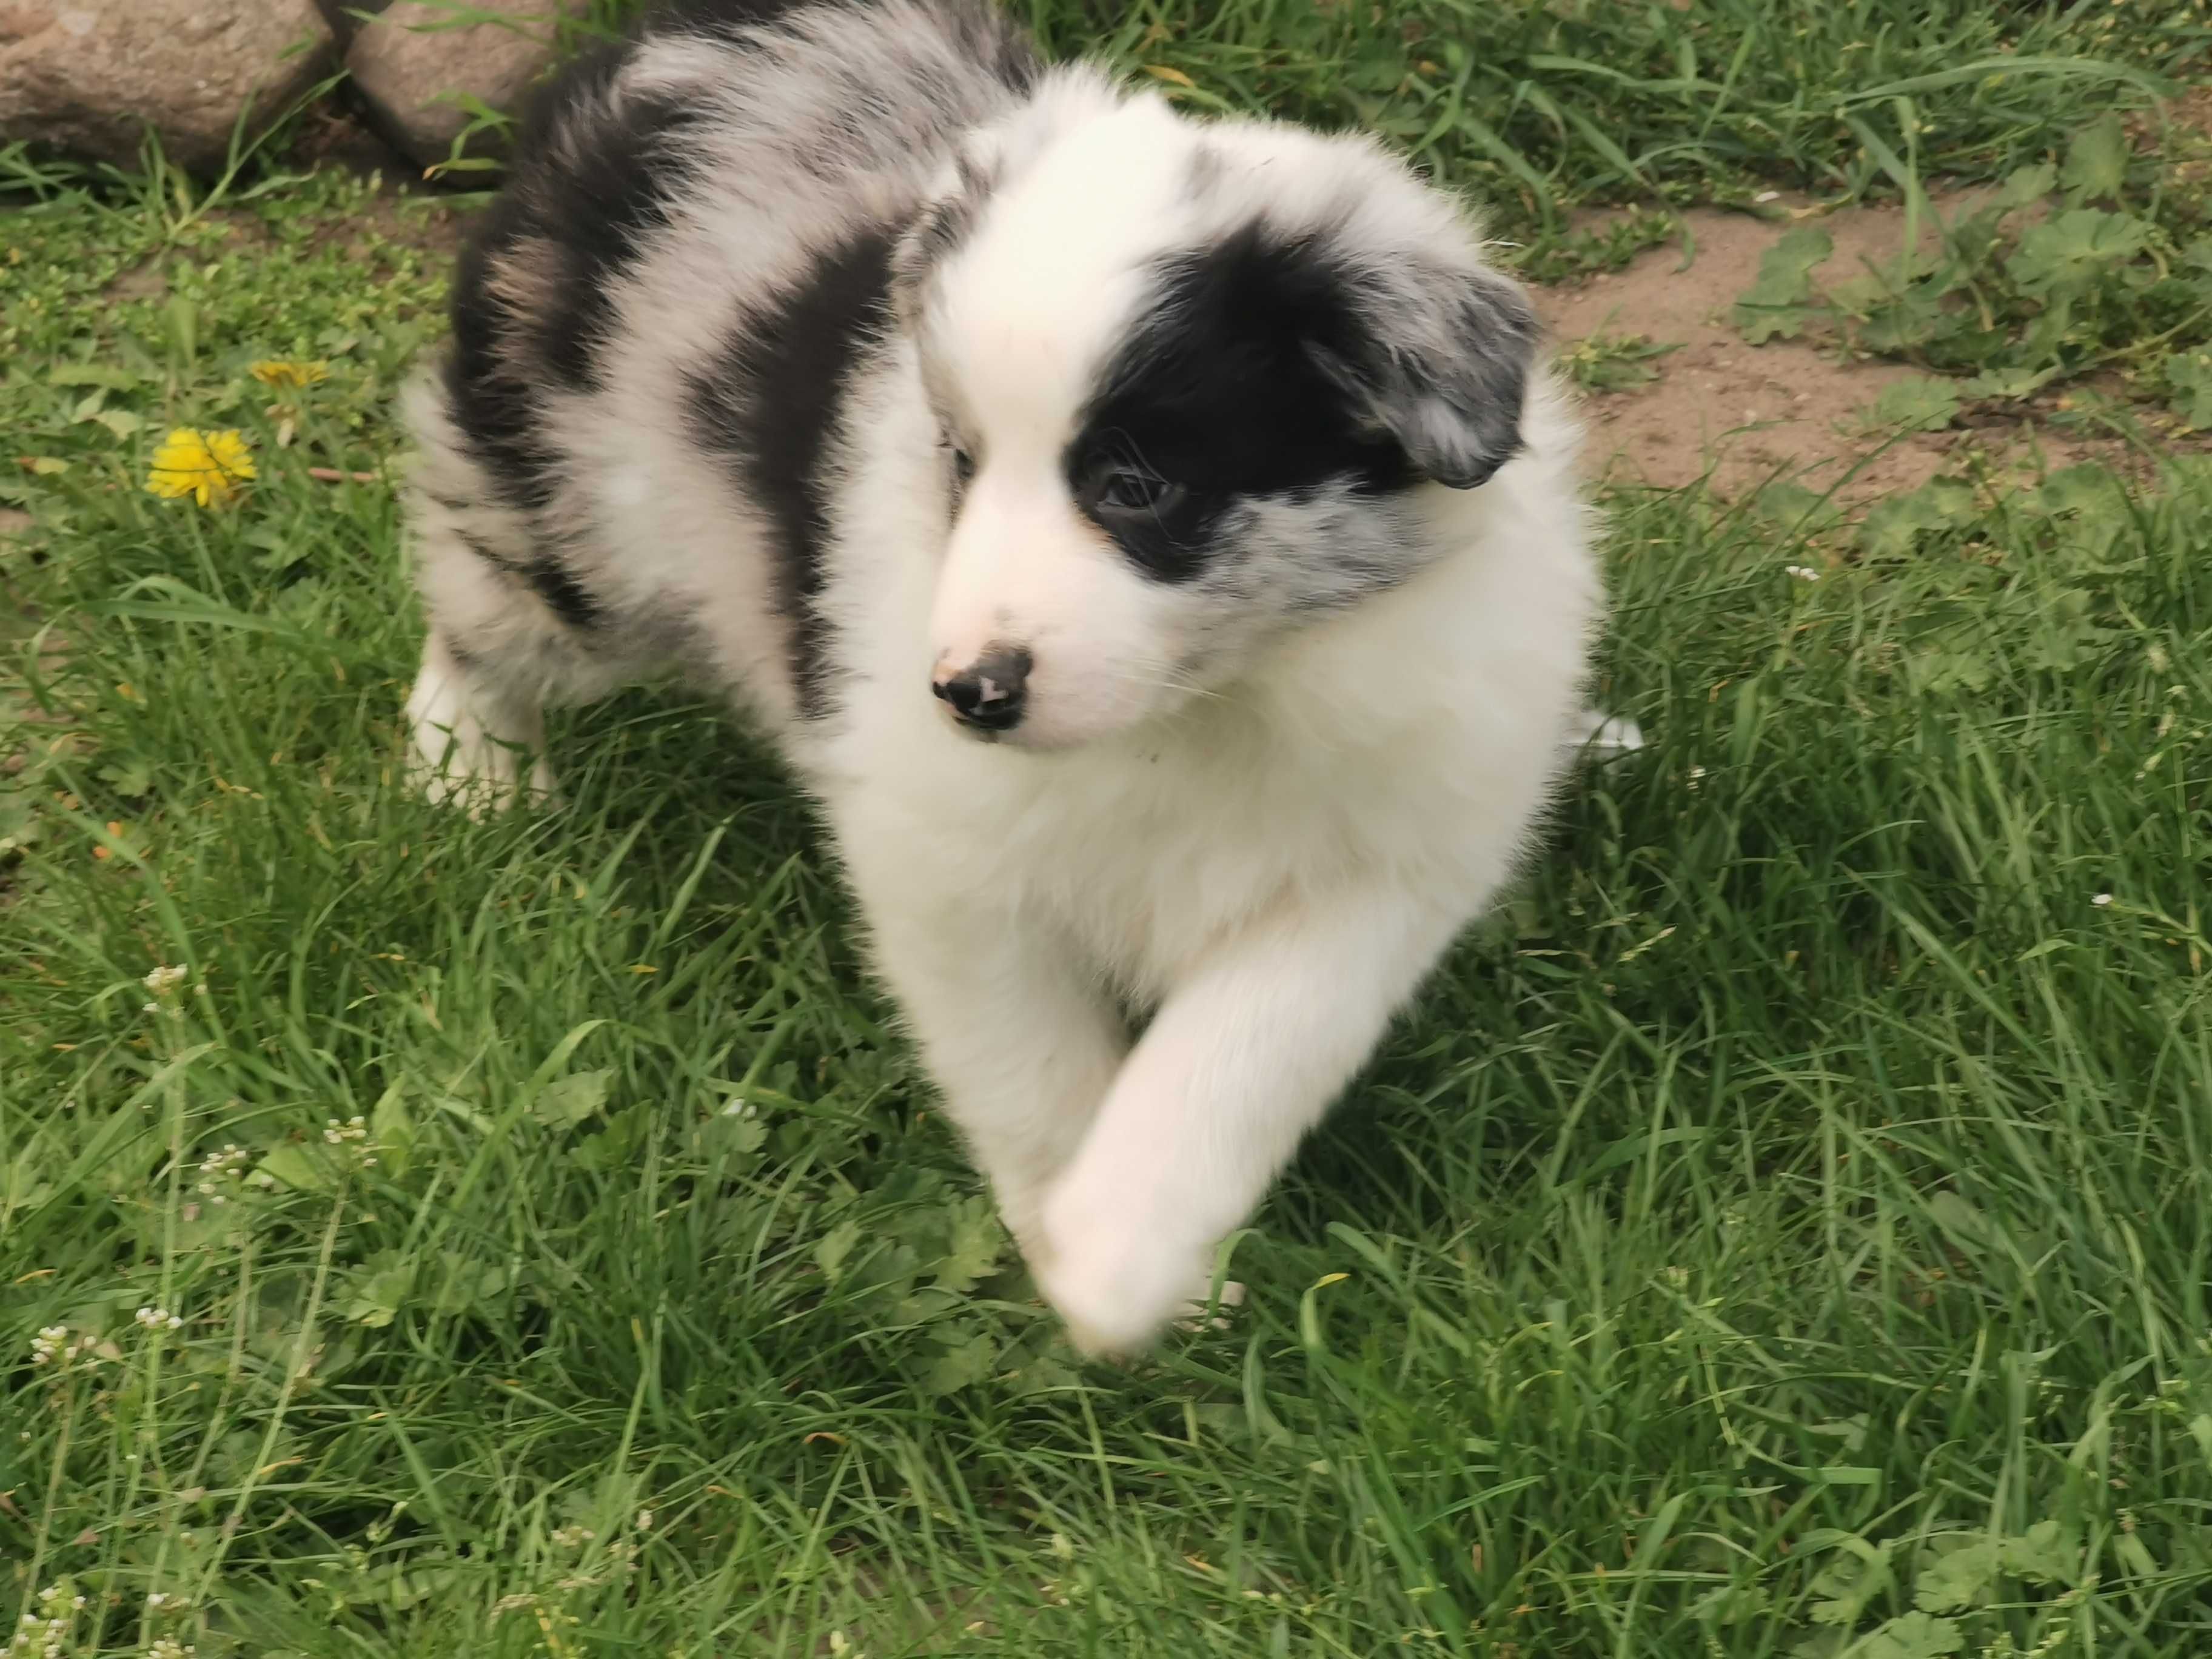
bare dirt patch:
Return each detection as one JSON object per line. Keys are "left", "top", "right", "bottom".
{"left": 1538, "top": 199, "right": 2095, "bottom": 500}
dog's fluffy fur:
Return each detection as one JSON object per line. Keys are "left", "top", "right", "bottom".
{"left": 401, "top": 0, "right": 1601, "bottom": 1352}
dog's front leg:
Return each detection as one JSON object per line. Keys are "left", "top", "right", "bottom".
{"left": 1036, "top": 888, "right": 1465, "bottom": 1354}
{"left": 862, "top": 894, "right": 1127, "bottom": 1262}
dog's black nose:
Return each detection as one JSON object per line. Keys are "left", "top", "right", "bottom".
{"left": 933, "top": 645, "right": 1031, "bottom": 732}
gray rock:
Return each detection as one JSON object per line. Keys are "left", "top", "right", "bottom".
{"left": 0, "top": 0, "right": 336, "bottom": 173}
{"left": 346, "top": 1, "right": 572, "bottom": 170}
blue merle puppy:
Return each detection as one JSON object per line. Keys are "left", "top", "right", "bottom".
{"left": 403, "top": 0, "right": 1603, "bottom": 1353}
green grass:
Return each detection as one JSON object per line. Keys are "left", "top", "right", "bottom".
{"left": 7, "top": 3, "right": 2212, "bottom": 1655}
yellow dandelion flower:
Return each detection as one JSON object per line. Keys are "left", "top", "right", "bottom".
{"left": 249, "top": 360, "right": 329, "bottom": 390}
{"left": 146, "top": 427, "right": 256, "bottom": 508}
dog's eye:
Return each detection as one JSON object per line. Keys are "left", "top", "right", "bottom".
{"left": 1088, "top": 466, "right": 1182, "bottom": 517}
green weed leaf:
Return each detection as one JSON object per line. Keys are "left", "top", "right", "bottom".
{"left": 2165, "top": 350, "right": 2212, "bottom": 427}
{"left": 98, "top": 760, "right": 155, "bottom": 798}
{"left": 256, "top": 1140, "right": 340, "bottom": 1193}
{"left": 1996, "top": 161, "right": 2059, "bottom": 210}
{"left": 2006, "top": 209, "right": 2150, "bottom": 297}
{"left": 372, "top": 1085, "right": 415, "bottom": 1178}
{"left": 1808, "top": 1547, "right": 1892, "bottom": 1626}
{"left": 2060, "top": 116, "right": 2128, "bottom": 202}
{"left": 932, "top": 1195, "right": 1007, "bottom": 1295}
{"left": 531, "top": 1069, "right": 611, "bottom": 1130}
{"left": 1912, "top": 1540, "right": 1999, "bottom": 1613}
{"left": 1734, "top": 227, "right": 1832, "bottom": 344}
{"left": 341, "top": 1250, "right": 415, "bottom": 1327}
{"left": 921, "top": 1322, "right": 1000, "bottom": 1396}
{"left": 1997, "top": 1520, "right": 2078, "bottom": 1584}
{"left": 815, "top": 1219, "right": 863, "bottom": 1283}
{"left": 1860, "top": 1612, "right": 1963, "bottom": 1659}
{"left": 1960, "top": 365, "right": 2050, "bottom": 400}
{"left": 1852, "top": 286, "right": 1958, "bottom": 355}
{"left": 431, "top": 1258, "right": 509, "bottom": 1316}
{"left": 1866, "top": 378, "right": 1960, "bottom": 433}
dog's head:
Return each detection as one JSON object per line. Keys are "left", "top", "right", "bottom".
{"left": 894, "top": 78, "right": 1540, "bottom": 748}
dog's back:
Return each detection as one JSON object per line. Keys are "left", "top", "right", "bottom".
{"left": 405, "top": 0, "right": 1033, "bottom": 734}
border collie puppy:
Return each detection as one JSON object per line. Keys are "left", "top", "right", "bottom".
{"left": 402, "top": 0, "right": 1600, "bottom": 1353}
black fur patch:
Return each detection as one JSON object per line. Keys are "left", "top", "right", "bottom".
{"left": 684, "top": 229, "right": 898, "bottom": 717}
{"left": 439, "top": 25, "right": 714, "bottom": 631}
{"left": 453, "top": 525, "right": 521, "bottom": 575}
{"left": 521, "top": 555, "right": 603, "bottom": 630}
{"left": 1068, "top": 227, "right": 1413, "bottom": 583}
{"left": 540, "top": 108, "right": 708, "bottom": 390}
{"left": 504, "top": 39, "right": 711, "bottom": 394}
{"left": 443, "top": 195, "right": 561, "bottom": 516}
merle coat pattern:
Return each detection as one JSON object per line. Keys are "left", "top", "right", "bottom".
{"left": 403, "top": 0, "right": 1601, "bottom": 1353}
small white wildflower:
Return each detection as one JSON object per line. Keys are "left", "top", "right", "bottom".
{"left": 144, "top": 1592, "right": 170, "bottom": 1609}
{"left": 30, "top": 1326, "right": 67, "bottom": 1365}
{"left": 143, "top": 964, "right": 187, "bottom": 996}
{"left": 323, "top": 1114, "right": 369, "bottom": 1146}
{"left": 135, "top": 1307, "right": 183, "bottom": 1332}
{"left": 2093, "top": 893, "right": 2114, "bottom": 907}
{"left": 1785, "top": 564, "right": 1820, "bottom": 582}
{"left": 1685, "top": 765, "right": 1708, "bottom": 792}
{"left": 193, "top": 1144, "right": 252, "bottom": 1196}
{"left": 635, "top": 1509, "right": 654, "bottom": 1531}
{"left": 147, "top": 1640, "right": 196, "bottom": 1659}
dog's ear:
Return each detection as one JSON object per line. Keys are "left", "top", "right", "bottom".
{"left": 1310, "top": 257, "right": 1540, "bottom": 491}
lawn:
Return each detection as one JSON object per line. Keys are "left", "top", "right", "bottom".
{"left": 6, "top": 2, "right": 2212, "bottom": 1655}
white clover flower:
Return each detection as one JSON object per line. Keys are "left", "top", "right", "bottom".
{"left": 193, "top": 1144, "right": 252, "bottom": 1197}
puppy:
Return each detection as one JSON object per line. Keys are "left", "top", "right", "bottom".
{"left": 401, "top": 0, "right": 1600, "bottom": 1353}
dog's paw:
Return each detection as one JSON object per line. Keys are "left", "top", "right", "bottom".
{"left": 1172, "top": 1277, "right": 1245, "bottom": 1335}
{"left": 1036, "top": 1178, "right": 1227, "bottom": 1356}
{"left": 404, "top": 674, "right": 556, "bottom": 817}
